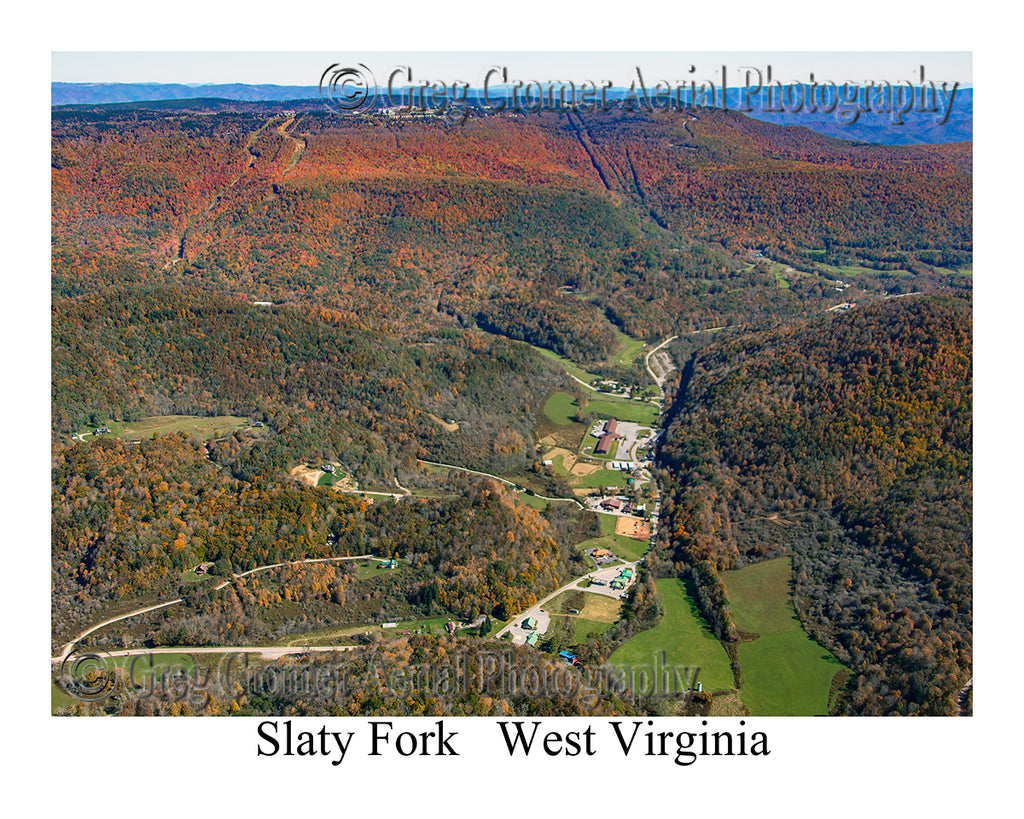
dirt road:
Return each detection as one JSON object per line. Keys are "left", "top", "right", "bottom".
{"left": 644, "top": 335, "right": 678, "bottom": 396}
{"left": 54, "top": 554, "right": 383, "bottom": 662}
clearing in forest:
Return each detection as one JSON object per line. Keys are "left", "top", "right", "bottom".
{"left": 610, "top": 578, "right": 734, "bottom": 693}
{"left": 722, "top": 557, "right": 847, "bottom": 716}
{"left": 423, "top": 410, "right": 459, "bottom": 432}
{"left": 542, "top": 446, "right": 577, "bottom": 475}
{"left": 79, "top": 414, "right": 250, "bottom": 441}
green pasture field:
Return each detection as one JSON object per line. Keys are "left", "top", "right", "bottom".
{"left": 610, "top": 578, "right": 734, "bottom": 693}
{"left": 539, "top": 370, "right": 658, "bottom": 426}
{"left": 574, "top": 468, "right": 633, "bottom": 489}
{"left": 573, "top": 617, "right": 614, "bottom": 641}
{"left": 352, "top": 559, "right": 405, "bottom": 580}
{"left": 278, "top": 616, "right": 455, "bottom": 647}
{"left": 929, "top": 265, "right": 973, "bottom": 277}
{"left": 79, "top": 415, "right": 250, "bottom": 440}
{"left": 745, "top": 259, "right": 793, "bottom": 289}
{"left": 543, "top": 391, "right": 584, "bottom": 426}
{"left": 610, "top": 329, "right": 647, "bottom": 368}
{"left": 582, "top": 397, "right": 659, "bottom": 426}
{"left": 543, "top": 386, "right": 660, "bottom": 433}
{"left": 810, "top": 258, "right": 914, "bottom": 279}
{"left": 532, "top": 333, "right": 647, "bottom": 383}
{"left": 548, "top": 590, "right": 620, "bottom": 643}
{"left": 532, "top": 345, "right": 605, "bottom": 385}
{"left": 544, "top": 451, "right": 569, "bottom": 475}
{"left": 722, "top": 557, "right": 846, "bottom": 716}
{"left": 578, "top": 531, "right": 647, "bottom": 563}
{"left": 516, "top": 491, "right": 550, "bottom": 511}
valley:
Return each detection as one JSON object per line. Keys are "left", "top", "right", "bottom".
{"left": 51, "top": 98, "right": 971, "bottom": 717}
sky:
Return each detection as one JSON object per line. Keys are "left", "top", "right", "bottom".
{"left": 52, "top": 51, "right": 972, "bottom": 87}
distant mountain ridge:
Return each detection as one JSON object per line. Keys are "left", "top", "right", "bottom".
{"left": 51, "top": 82, "right": 320, "bottom": 105}
{"left": 51, "top": 82, "right": 971, "bottom": 145}
{"left": 733, "top": 87, "right": 971, "bottom": 146}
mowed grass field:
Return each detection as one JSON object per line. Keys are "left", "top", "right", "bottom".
{"left": 80, "top": 415, "right": 250, "bottom": 440}
{"left": 610, "top": 578, "right": 734, "bottom": 693}
{"left": 352, "top": 560, "right": 405, "bottom": 580}
{"left": 802, "top": 253, "right": 915, "bottom": 280}
{"left": 549, "top": 590, "right": 621, "bottom": 643}
{"left": 722, "top": 557, "right": 846, "bottom": 716}
{"left": 543, "top": 391, "right": 659, "bottom": 428}
{"left": 278, "top": 616, "right": 457, "bottom": 647}
{"left": 516, "top": 492, "right": 550, "bottom": 511}
{"left": 532, "top": 345, "right": 605, "bottom": 385}
{"left": 745, "top": 260, "right": 793, "bottom": 289}
{"left": 575, "top": 468, "right": 633, "bottom": 489}
{"left": 583, "top": 396, "right": 659, "bottom": 426}
{"left": 543, "top": 391, "right": 585, "bottom": 426}
{"left": 573, "top": 593, "right": 621, "bottom": 641}
{"left": 772, "top": 265, "right": 791, "bottom": 289}
{"left": 580, "top": 528, "right": 647, "bottom": 563}
{"left": 610, "top": 329, "right": 647, "bottom": 368}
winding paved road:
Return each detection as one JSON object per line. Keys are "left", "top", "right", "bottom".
{"left": 55, "top": 336, "right": 683, "bottom": 667}
{"left": 492, "top": 560, "right": 643, "bottom": 642}
{"left": 490, "top": 336, "right": 681, "bottom": 644}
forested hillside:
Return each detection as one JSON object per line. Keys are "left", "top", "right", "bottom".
{"left": 52, "top": 429, "right": 580, "bottom": 647}
{"left": 52, "top": 106, "right": 971, "bottom": 351}
{"left": 53, "top": 285, "right": 566, "bottom": 477}
{"left": 655, "top": 296, "right": 971, "bottom": 714}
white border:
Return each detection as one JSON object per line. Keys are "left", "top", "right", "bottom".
{"left": 16, "top": 1, "right": 1011, "bottom": 813}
